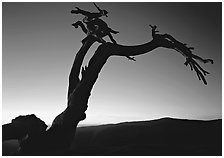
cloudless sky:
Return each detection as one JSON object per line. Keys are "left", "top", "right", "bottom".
{"left": 2, "top": 2, "right": 221, "bottom": 126}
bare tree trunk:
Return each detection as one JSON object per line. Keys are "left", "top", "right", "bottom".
{"left": 67, "top": 36, "right": 97, "bottom": 99}
{"left": 55, "top": 39, "right": 163, "bottom": 130}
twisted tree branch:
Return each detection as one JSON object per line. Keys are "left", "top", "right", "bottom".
{"left": 53, "top": 24, "right": 214, "bottom": 130}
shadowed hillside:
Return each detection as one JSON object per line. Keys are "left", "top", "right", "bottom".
{"left": 3, "top": 118, "right": 221, "bottom": 156}
{"left": 71, "top": 118, "right": 221, "bottom": 156}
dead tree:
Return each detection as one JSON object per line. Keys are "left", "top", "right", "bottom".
{"left": 2, "top": 4, "right": 213, "bottom": 155}
{"left": 52, "top": 23, "right": 214, "bottom": 141}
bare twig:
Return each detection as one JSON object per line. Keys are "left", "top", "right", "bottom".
{"left": 126, "top": 56, "right": 136, "bottom": 61}
{"left": 149, "top": 25, "right": 213, "bottom": 85}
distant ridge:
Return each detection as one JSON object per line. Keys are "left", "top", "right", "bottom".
{"left": 3, "top": 118, "right": 221, "bottom": 156}
{"left": 71, "top": 118, "right": 221, "bottom": 156}
{"left": 77, "top": 117, "right": 221, "bottom": 128}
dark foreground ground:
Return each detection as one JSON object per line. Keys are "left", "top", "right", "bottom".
{"left": 3, "top": 117, "right": 222, "bottom": 156}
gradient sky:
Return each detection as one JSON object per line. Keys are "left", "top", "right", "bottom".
{"left": 2, "top": 2, "right": 222, "bottom": 126}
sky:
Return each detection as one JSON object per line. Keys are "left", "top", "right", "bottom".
{"left": 2, "top": 2, "right": 222, "bottom": 126}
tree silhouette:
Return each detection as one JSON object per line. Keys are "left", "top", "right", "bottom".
{"left": 2, "top": 3, "right": 213, "bottom": 155}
